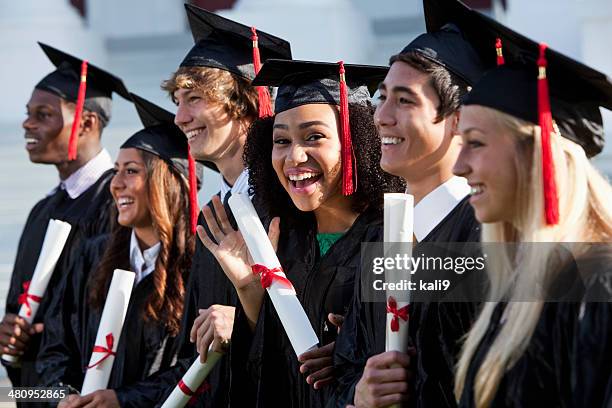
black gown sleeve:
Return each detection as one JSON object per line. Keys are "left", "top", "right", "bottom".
{"left": 36, "top": 235, "right": 109, "bottom": 390}
{"left": 572, "top": 269, "right": 612, "bottom": 408}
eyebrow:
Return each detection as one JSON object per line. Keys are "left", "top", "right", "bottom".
{"left": 25, "top": 104, "right": 55, "bottom": 111}
{"left": 114, "top": 160, "right": 143, "bottom": 166}
{"left": 273, "top": 121, "right": 331, "bottom": 131}
{"left": 460, "top": 127, "right": 485, "bottom": 136}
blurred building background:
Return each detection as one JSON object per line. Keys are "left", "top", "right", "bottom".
{"left": 0, "top": 0, "right": 610, "bottom": 383}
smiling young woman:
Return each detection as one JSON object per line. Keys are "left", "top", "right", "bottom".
{"left": 452, "top": 50, "right": 612, "bottom": 407}
{"left": 37, "top": 96, "right": 202, "bottom": 407}
{"left": 195, "top": 59, "right": 404, "bottom": 408}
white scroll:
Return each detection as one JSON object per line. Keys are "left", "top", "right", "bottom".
{"left": 228, "top": 193, "right": 318, "bottom": 356}
{"left": 81, "top": 269, "right": 135, "bottom": 395}
{"left": 2, "top": 219, "right": 72, "bottom": 364}
{"left": 383, "top": 193, "right": 414, "bottom": 353}
{"left": 160, "top": 347, "right": 223, "bottom": 408}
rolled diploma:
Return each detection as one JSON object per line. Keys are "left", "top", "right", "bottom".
{"left": 228, "top": 193, "right": 319, "bottom": 356}
{"left": 383, "top": 193, "right": 414, "bottom": 353}
{"left": 2, "top": 219, "right": 72, "bottom": 364}
{"left": 160, "top": 346, "right": 223, "bottom": 408}
{"left": 81, "top": 269, "right": 135, "bottom": 395}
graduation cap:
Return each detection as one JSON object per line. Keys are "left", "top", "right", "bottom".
{"left": 35, "top": 42, "right": 131, "bottom": 161}
{"left": 122, "top": 93, "right": 208, "bottom": 233}
{"left": 445, "top": 0, "right": 612, "bottom": 226}
{"left": 181, "top": 4, "right": 292, "bottom": 117}
{"left": 394, "top": 0, "right": 486, "bottom": 86}
{"left": 252, "top": 58, "right": 388, "bottom": 196}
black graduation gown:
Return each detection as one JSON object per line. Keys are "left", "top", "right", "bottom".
{"left": 112, "top": 195, "right": 238, "bottom": 408}
{"left": 458, "top": 252, "right": 612, "bottom": 408}
{"left": 229, "top": 207, "right": 384, "bottom": 408}
{"left": 4, "top": 170, "right": 114, "bottom": 388}
{"left": 331, "top": 197, "right": 481, "bottom": 408}
{"left": 37, "top": 234, "right": 178, "bottom": 400}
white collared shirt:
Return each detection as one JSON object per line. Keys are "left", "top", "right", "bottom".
{"left": 55, "top": 149, "right": 114, "bottom": 199}
{"left": 129, "top": 230, "right": 161, "bottom": 284}
{"left": 220, "top": 168, "right": 251, "bottom": 201}
{"left": 413, "top": 176, "right": 470, "bottom": 242}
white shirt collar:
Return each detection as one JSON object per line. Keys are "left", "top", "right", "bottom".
{"left": 59, "top": 149, "right": 113, "bottom": 199}
{"left": 129, "top": 230, "right": 161, "bottom": 284}
{"left": 413, "top": 176, "right": 470, "bottom": 242}
{"left": 220, "top": 168, "right": 250, "bottom": 202}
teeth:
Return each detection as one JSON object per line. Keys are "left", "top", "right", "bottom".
{"left": 381, "top": 136, "right": 404, "bottom": 145}
{"left": 186, "top": 128, "right": 204, "bottom": 140}
{"left": 117, "top": 198, "right": 134, "bottom": 206}
{"left": 288, "top": 172, "right": 320, "bottom": 181}
{"left": 470, "top": 185, "right": 484, "bottom": 195}
{"left": 25, "top": 138, "right": 38, "bottom": 144}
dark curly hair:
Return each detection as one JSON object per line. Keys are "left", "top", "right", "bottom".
{"left": 244, "top": 103, "right": 405, "bottom": 226}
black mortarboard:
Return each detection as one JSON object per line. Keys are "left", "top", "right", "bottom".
{"left": 422, "top": 0, "right": 611, "bottom": 157}
{"left": 35, "top": 42, "right": 131, "bottom": 160}
{"left": 251, "top": 59, "right": 387, "bottom": 114}
{"left": 180, "top": 4, "right": 292, "bottom": 81}
{"left": 464, "top": 66, "right": 611, "bottom": 158}
{"left": 252, "top": 58, "right": 388, "bottom": 196}
{"left": 453, "top": 0, "right": 612, "bottom": 225}
{"left": 121, "top": 93, "right": 205, "bottom": 184}
{"left": 400, "top": 24, "right": 485, "bottom": 86}
{"left": 122, "top": 93, "right": 209, "bottom": 234}
{"left": 35, "top": 42, "right": 130, "bottom": 124}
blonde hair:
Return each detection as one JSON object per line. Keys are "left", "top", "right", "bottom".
{"left": 454, "top": 107, "right": 612, "bottom": 407}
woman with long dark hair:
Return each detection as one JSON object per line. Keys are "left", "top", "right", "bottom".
{"left": 37, "top": 95, "right": 203, "bottom": 407}
{"left": 195, "top": 59, "right": 405, "bottom": 408}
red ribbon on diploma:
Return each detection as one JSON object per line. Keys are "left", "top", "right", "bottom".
{"left": 178, "top": 379, "right": 211, "bottom": 406}
{"left": 386, "top": 296, "right": 409, "bottom": 332}
{"left": 18, "top": 281, "right": 42, "bottom": 317}
{"left": 87, "top": 333, "right": 116, "bottom": 369}
{"left": 251, "top": 264, "right": 294, "bottom": 290}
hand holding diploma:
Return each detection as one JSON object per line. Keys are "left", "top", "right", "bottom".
{"left": 228, "top": 193, "right": 319, "bottom": 356}
{"left": 1, "top": 219, "right": 71, "bottom": 364}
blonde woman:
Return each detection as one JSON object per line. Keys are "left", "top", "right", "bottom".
{"left": 452, "top": 53, "right": 612, "bottom": 408}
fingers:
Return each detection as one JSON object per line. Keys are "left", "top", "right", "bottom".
{"left": 328, "top": 313, "right": 344, "bottom": 331}
{"left": 361, "top": 366, "right": 410, "bottom": 385}
{"left": 196, "top": 225, "right": 217, "bottom": 254}
{"left": 31, "top": 323, "right": 44, "bottom": 335}
{"left": 202, "top": 206, "right": 226, "bottom": 244}
{"left": 58, "top": 394, "right": 80, "bottom": 408}
{"left": 190, "top": 309, "right": 209, "bottom": 343}
{"left": 0, "top": 329, "right": 28, "bottom": 353}
{"left": 366, "top": 351, "right": 411, "bottom": 369}
{"left": 306, "top": 365, "right": 334, "bottom": 387}
{"left": 298, "top": 342, "right": 334, "bottom": 363}
{"left": 268, "top": 217, "right": 281, "bottom": 252}
{"left": 198, "top": 325, "right": 214, "bottom": 363}
{"left": 299, "top": 355, "right": 332, "bottom": 374}
{"left": 211, "top": 195, "right": 234, "bottom": 236}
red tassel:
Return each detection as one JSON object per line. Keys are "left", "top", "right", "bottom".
{"left": 537, "top": 43, "right": 559, "bottom": 225}
{"left": 187, "top": 145, "right": 199, "bottom": 234}
{"left": 495, "top": 38, "right": 505, "bottom": 66}
{"left": 251, "top": 27, "right": 273, "bottom": 118}
{"left": 338, "top": 61, "right": 356, "bottom": 196}
{"left": 68, "top": 60, "right": 88, "bottom": 161}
